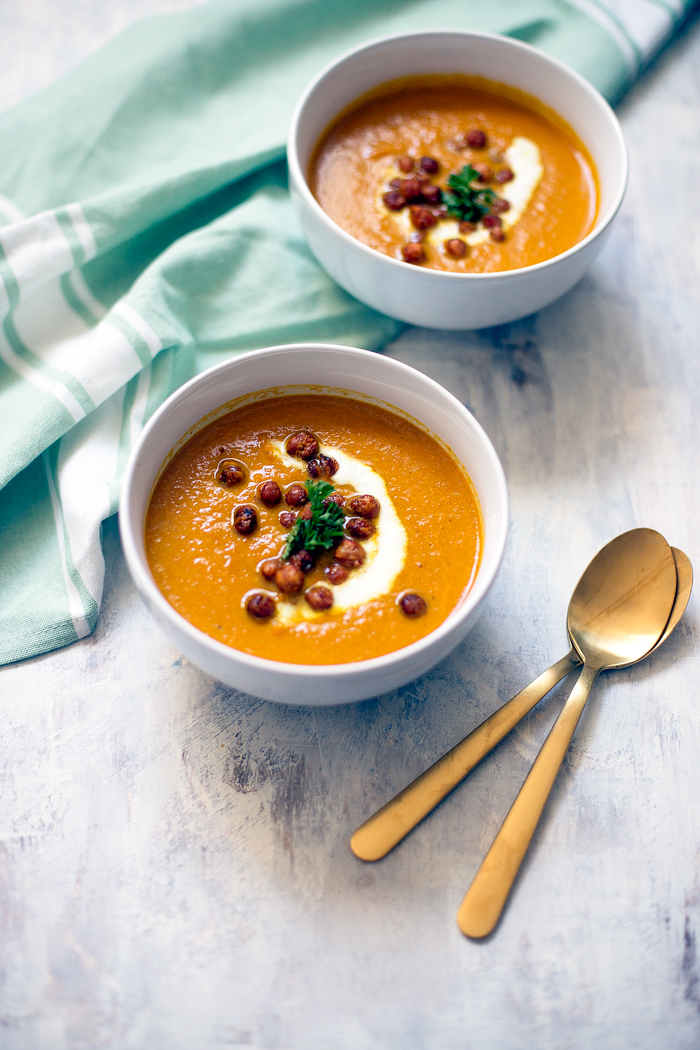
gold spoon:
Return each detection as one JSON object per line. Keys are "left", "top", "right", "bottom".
{"left": 351, "top": 542, "right": 691, "bottom": 864}
{"left": 456, "top": 527, "right": 678, "bottom": 938}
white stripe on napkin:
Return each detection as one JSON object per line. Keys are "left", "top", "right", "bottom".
{"left": 43, "top": 449, "right": 92, "bottom": 640}
{"left": 55, "top": 394, "right": 124, "bottom": 607}
{"left": 0, "top": 311, "right": 86, "bottom": 422}
{"left": 64, "top": 202, "right": 98, "bottom": 263}
{"left": 0, "top": 211, "right": 73, "bottom": 304}
{"left": 113, "top": 301, "right": 163, "bottom": 358}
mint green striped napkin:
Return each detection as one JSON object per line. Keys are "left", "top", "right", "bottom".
{"left": 0, "top": 0, "right": 694, "bottom": 665}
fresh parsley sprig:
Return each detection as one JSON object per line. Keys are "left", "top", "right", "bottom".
{"left": 443, "top": 164, "right": 497, "bottom": 224}
{"left": 283, "top": 479, "right": 345, "bottom": 559}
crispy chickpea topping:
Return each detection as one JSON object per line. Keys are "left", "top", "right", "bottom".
{"left": 285, "top": 483, "right": 308, "bottom": 507}
{"left": 258, "top": 480, "right": 281, "bottom": 506}
{"left": 279, "top": 510, "right": 297, "bottom": 528}
{"left": 233, "top": 505, "right": 257, "bottom": 535}
{"left": 286, "top": 430, "right": 318, "bottom": 460}
{"left": 218, "top": 462, "right": 245, "bottom": 486}
{"left": 399, "top": 592, "right": 427, "bottom": 616}
{"left": 246, "top": 593, "right": 275, "bottom": 618}
{"left": 275, "top": 563, "right": 304, "bottom": 593}
{"left": 260, "top": 558, "right": 283, "bottom": 580}
{"left": 409, "top": 204, "right": 438, "bottom": 230}
{"left": 346, "top": 494, "right": 380, "bottom": 519}
{"left": 305, "top": 586, "right": 333, "bottom": 611}
{"left": 334, "top": 538, "right": 366, "bottom": 569}
{"left": 383, "top": 190, "right": 407, "bottom": 210}
{"left": 290, "top": 549, "right": 314, "bottom": 573}
{"left": 346, "top": 517, "right": 375, "bottom": 539}
{"left": 466, "top": 129, "right": 487, "bottom": 148}
{"left": 445, "top": 238, "right": 466, "bottom": 258}
{"left": 327, "top": 563, "right": 348, "bottom": 585}
{"left": 397, "top": 155, "right": 414, "bottom": 173}
{"left": 307, "top": 454, "right": 339, "bottom": 479}
{"left": 495, "top": 167, "right": 514, "bottom": 183}
{"left": 401, "top": 242, "right": 424, "bottom": 264}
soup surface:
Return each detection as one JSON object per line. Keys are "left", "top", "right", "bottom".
{"left": 145, "top": 392, "right": 482, "bottom": 665}
{"left": 310, "top": 75, "right": 598, "bottom": 273}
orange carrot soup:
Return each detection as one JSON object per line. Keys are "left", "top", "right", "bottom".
{"left": 309, "top": 75, "right": 598, "bottom": 273}
{"left": 145, "top": 390, "right": 483, "bottom": 665}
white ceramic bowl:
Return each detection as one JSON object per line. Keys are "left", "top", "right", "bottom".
{"left": 288, "top": 30, "right": 627, "bottom": 330}
{"left": 120, "top": 343, "right": 509, "bottom": 705}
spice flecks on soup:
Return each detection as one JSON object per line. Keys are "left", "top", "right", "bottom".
{"left": 145, "top": 393, "right": 482, "bottom": 665}
{"left": 310, "top": 76, "right": 598, "bottom": 274}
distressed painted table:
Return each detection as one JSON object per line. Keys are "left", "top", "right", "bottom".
{"left": 1, "top": 5, "right": 700, "bottom": 1049}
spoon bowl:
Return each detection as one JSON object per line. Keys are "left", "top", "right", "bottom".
{"left": 568, "top": 529, "right": 679, "bottom": 668}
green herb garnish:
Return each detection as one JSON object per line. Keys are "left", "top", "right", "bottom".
{"left": 283, "top": 479, "right": 345, "bottom": 559}
{"left": 443, "top": 164, "right": 497, "bottom": 224}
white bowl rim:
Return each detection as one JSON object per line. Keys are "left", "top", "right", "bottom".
{"left": 120, "top": 342, "right": 509, "bottom": 683}
{"left": 287, "top": 27, "right": 628, "bottom": 283}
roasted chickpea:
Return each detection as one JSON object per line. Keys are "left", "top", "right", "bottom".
{"left": 233, "top": 505, "right": 257, "bottom": 535}
{"left": 286, "top": 430, "right": 319, "bottom": 460}
{"left": 419, "top": 156, "right": 439, "bottom": 174}
{"left": 346, "top": 517, "right": 375, "bottom": 539}
{"left": 466, "top": 128, "right": 487, "bottom": 148}
{"left": 346, "top": 494, "right": 380, "bottom": 520}
{"left": 445, "top": 238, "right": 466, "bottom": 258}
{"left": 258, "top": 480, "right": 281, "bottom": 506}
{"left": 305, "top": 586, "right": 333, "bottom": 611}
{"left": 327, "top": 563, "right": 348, "bottom": 585}
{"left": 218, "top": 462, "right": 245, "bottom": 486}
{"left": 401, "top": 242, "right": 424, "bottom": 264}
{"left": 274, "top": 563, "right": 304, "bottom": 593}
{"left": 383, "top": 191, "right": 407, "bottom": 211}
{"left": 290, "top": 549, "right": 314, "bottom": 573}
{"left": 285, "top": 484, "right": 308, "bottom": 507}
{"left": 409, "top": 204, "right": 437, "bottom": 230}
{"left": 279, "top": 511, "right": 297, "bottom": 528}
{"left": 307, "top": 454, "right": 339, "bottom": 479}
{"left": 495, "top": 167, "right": 514, "bottom": 184}
{"left": 334, "top": 538, "right": 366, "bottom": 569}
{"left": 246, "top": 593, "right": 275, "bottom": 618}
{"left": 260, "top": 558, "right": 284, "bottom": 580}
{"left": 399, "top": 592, "right": 427, "bottom": 616}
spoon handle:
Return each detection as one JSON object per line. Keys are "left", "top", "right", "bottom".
{"left": 350, "top": 650, "right": 581, "bottom": 862}
{"left": 456, "top": 661, "right": 600, "bottom": 938}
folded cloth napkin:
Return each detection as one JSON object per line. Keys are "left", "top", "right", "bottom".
{"left": 0, "top": 0, "right": 695, "bottom": 666}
